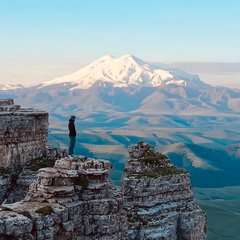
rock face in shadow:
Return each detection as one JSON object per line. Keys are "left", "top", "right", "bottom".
{"left": 0, "top": 143, "right": 207, "bottom": 240}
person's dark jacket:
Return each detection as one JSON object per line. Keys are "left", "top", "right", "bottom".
{"left": 68, "top": 119, "right": 76, "bottom": 137}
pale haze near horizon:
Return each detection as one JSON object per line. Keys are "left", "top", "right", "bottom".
{"left": 0, "top": 0, "right": 240, "bottom": 88}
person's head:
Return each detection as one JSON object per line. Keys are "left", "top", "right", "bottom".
{"left": 70, "top": 115, "right": 76, "bottom": 120}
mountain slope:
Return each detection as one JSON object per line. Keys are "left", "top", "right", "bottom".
{"left": 158, "top": 143, "right": 240, "bottom": 188}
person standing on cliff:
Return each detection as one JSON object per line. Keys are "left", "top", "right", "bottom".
{"left": 68, "top": 115, "right": 76, "bottom": 159}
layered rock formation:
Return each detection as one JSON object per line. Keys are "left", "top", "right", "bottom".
{"left": 123, "top": 142, "right": 207, "bottom": 239}
{"left": 1, "top": 147, "right": 68, "bottom": 204}
{"left": 0, "top": 99, "right": 67, "bottom": 204}
{"left": 1, "top": 156, "right": 128, "bottom": 240}
{"left": 0, "top": 98, "right": 48, "bottom": 168}
{"left": 0, "top": 143, "right": 207, "bottom": 240}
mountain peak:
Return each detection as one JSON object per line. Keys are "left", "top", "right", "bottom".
{"left": 38, "top": 55, "right": 209, "bottom": 90}
{"left": 118, "top": 54, "right": 148, "bottom": 66}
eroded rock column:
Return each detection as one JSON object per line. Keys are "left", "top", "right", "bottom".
{"left": 122, "top": 142, "right": 207, "bottom": 240}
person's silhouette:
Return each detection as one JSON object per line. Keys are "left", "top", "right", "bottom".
{"left": 68, "top": 115, "right": 76, "bottom": 158}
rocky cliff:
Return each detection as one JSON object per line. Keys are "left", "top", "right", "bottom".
{"left": 0, "top": 99, "right": 67, "bottom": 204}
{"left": 123, "top": 142, "right": 207, "bottom": 239}
{"left": 1, "top": 156, "right": 128, "bottom": 240}
{"left": 0, "top": 143, "right": 207, "bottom": 240}
{"left": 0, "top": 99, "right": 207, "bottom": 239}
{"left": 0, "top": 98, "right": 48, "bottom": 168}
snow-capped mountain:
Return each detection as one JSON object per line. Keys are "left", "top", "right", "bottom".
{"left": 1, "top": 54, "right": 239, "bottom": 117}
{"left": 36, "top": 55, "right": 210, "bottom": 90}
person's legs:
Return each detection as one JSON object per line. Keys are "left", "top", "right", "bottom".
{"left": 69, "top": 136, "right": 76, "bottom": 155}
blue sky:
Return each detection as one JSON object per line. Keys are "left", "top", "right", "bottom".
{"left": 1, "top": 0, "right": 240, "bottom": 85}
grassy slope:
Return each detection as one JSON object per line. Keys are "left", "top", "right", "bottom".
{"left": 195, "top": 186, "right": 240, "bottom": 240}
